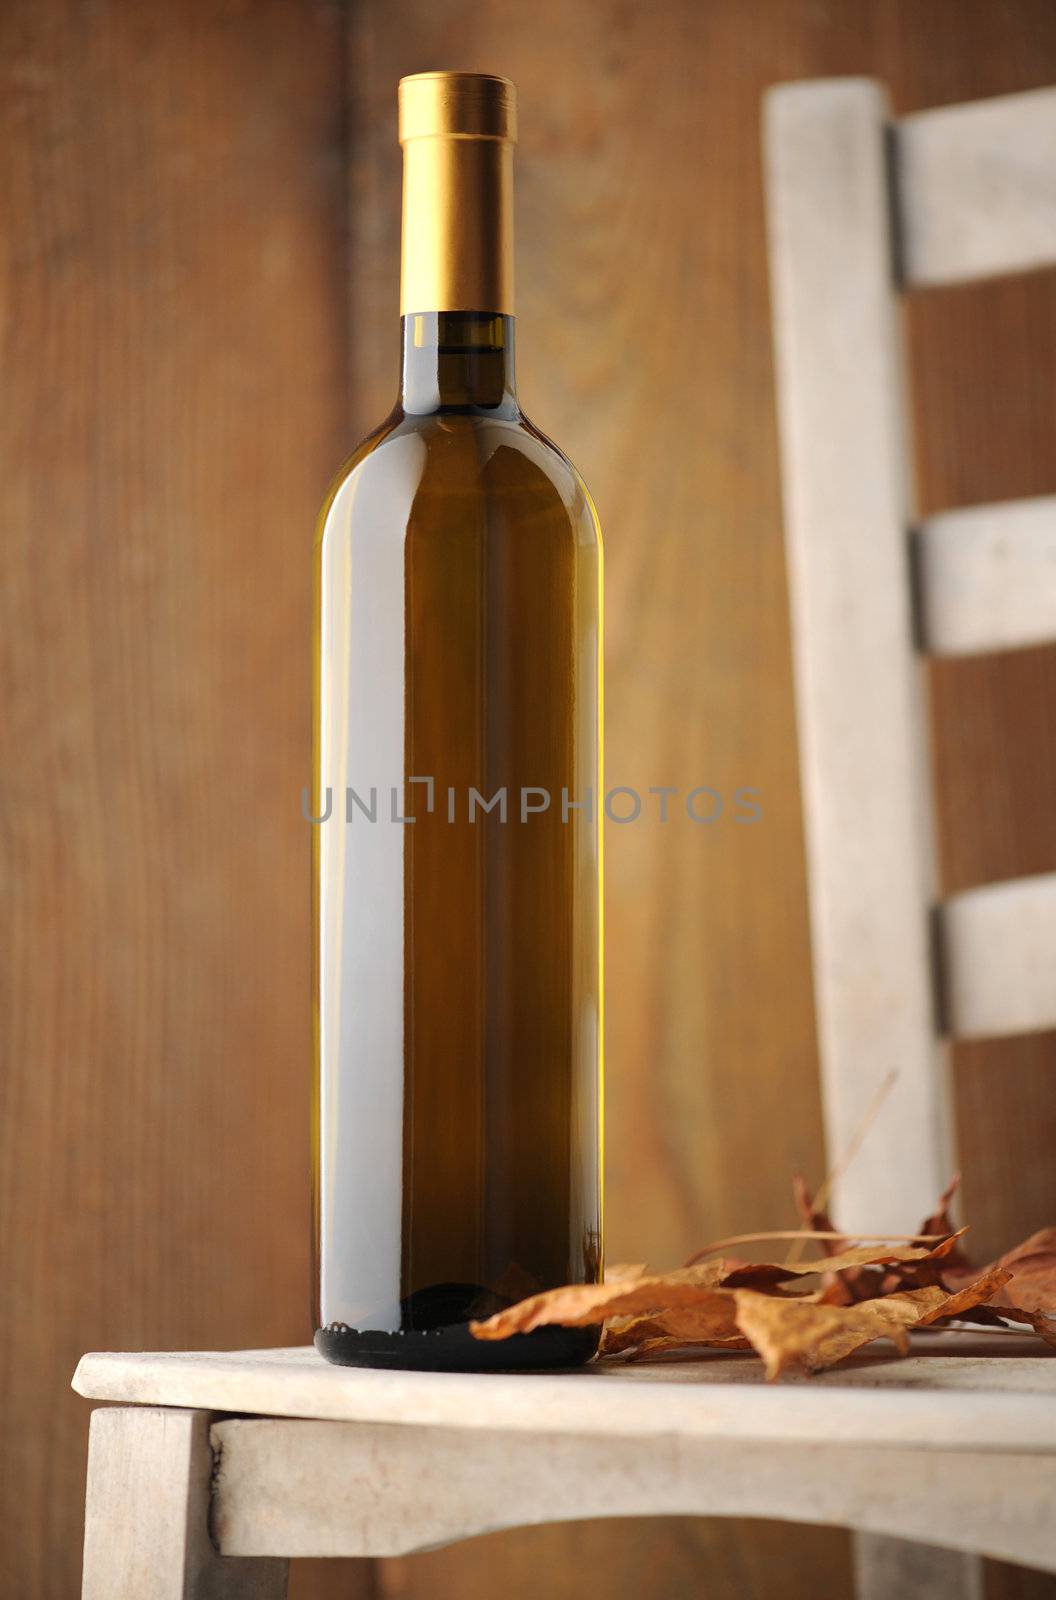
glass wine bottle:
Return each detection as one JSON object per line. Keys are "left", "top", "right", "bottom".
{"left": 312, "top": 71, "right": 602, "bottom": 1370}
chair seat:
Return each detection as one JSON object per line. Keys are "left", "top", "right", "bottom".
{"left": 74, "top": 1338, "right": 1056, "bottom": 1569}
{"left": 73, "top": 1335, "right": 1056, "bottom": 1446}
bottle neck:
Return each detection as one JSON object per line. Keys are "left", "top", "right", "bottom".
{"left": 398, "top": 106, "right": 516, "bottom": 416}
{"left": 400, "top": 127, "right": 514, "bottom": 319}
{"left": 399, "top": 312, "right": 518, "bottom": 416}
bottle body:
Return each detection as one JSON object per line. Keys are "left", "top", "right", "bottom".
{"left": 312, "top": 344, "right": 603, "bottom": 1369}
{"left": 313, "top": 72, "right": 602, "bottom": 1370}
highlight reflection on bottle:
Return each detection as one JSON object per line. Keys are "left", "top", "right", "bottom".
{"left": 312, "top": 73, "right": 602, "bottom": 1371}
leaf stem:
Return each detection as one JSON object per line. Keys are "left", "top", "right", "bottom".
{"left": 684, "top": 1228, "right": 946, "bottom": 1267}
{"left": 787, "top": 1067, "right": 900, "bottom": 1264}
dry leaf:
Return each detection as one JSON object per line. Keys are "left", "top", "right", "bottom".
{"left": 1006, "top": 1308, "right": 1056, "bottom": 1348}
{"left": 734, "top": 1270, "right": 1006, "bottom": 1379}
{"left": 717, "top": 1238, "right": 959, "bottom": 1290}
{"left": 792, "top": 1175, "right": 844, "bottom": 1254}
{"left": 915, "top": 1266, "right": 1013, "bottom": 1325}
{"left": 605, "top": 1262, "right": 648, "bottom": 1283}
{"left": 625, "top": 1334, "right": 750, "bottom": 1362}
{"left": 601, "top": 1301, "right": 748, "bottom": 1356}
{"left": 472, "top": 1242, "right": 953, "bottom": 1344}
{"left": 470, "top": 1263, "right": 727, "bottom": 1341}
{"left": 873, "top": 1229, "right": 976, "bottom": 1297}
{"left": 990, "top": 1230, "right": 1056, "bottom": 1316}
{"left": 471, "top": 1167, "right": 1056, "bottom": 1374}
{"left": 919, "top": 1174, "right": 970, "bottom": 1268}
{"left": 936, "top": 1226, "right": 1056, "bottom": 1318}
{"left": 791, "top": 1178, "right": 882, "bottom": 1303}
{"left": 732, "top": 1288, "right": 920, "bottom": 1378}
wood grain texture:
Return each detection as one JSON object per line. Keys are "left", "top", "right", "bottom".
{"left": 0, "top": 3, "right": 361, "bottom": 1597}
{"left": 73, "top": 1341, "right": 1056, "bottom": 1440}
{"left": 209, "top": 1414, "right": 1056, "bottom": 1568}
{"left": 83, "top": 1409, "right": 288, "bottom": 1599}
{"left": 344, "top": 3, "right": 1056, "bottom": 1598}
{"left": 4, "top": 2, "right": 1055, "bottom": 1598}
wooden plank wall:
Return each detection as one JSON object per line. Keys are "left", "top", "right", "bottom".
{"left": 0, "top": 3, "right": 357, "bottom": 1597}
{"left": 2, "top": 2, "right": 1055, "bottom": 1598}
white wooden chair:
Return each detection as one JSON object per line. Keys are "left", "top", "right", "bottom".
{"left": 74, "top": 80, "right": 1056, "bottom": 1599}
{"left": 764, "top": 77, "right": 1056, "bottom": 1598}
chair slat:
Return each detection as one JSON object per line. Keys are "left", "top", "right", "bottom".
{"left": 211, "top": 1415, "right": 1056, "bottom": 1570}
{"left": 940, "top": 872, "right": 1056, "bottom": 1040}
{"left": 896, "top": 87, "right": 1056, "bottom": 288}
{"left": 916, "top": 495, "right": 1056, "bottom": 657}
{"left": 764, "top": 80, "right": 954, "bottom": 1233}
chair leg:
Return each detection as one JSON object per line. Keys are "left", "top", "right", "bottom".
{"left": 82, "top": 1405, "right": 288, "bottom": 1600}
{"left": 854, "top": 1533, "right": 984, "bottom": 1600}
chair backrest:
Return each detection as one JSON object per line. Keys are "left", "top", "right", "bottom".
{"left": 763, "top": 80, "right": 1056, "bottom": 1233}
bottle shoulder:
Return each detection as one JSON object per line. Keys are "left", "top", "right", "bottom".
{"left": 516, "top": 412, "right": 601, "bottom": 524}
{"left": 316, "top": 408, "right": 601, "bottom": 553}
{"left": 313, "top": 410, "right": 404, "bottom": 542}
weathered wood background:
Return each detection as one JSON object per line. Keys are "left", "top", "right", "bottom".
{"left": 3, "top": 2, "right": 1055, "bottom": 1596}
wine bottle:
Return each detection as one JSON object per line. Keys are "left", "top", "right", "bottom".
{"left": 312, "top": 72, "right": 602, "bottom": 1371}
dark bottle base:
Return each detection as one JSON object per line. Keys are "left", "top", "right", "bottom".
{"left": 315, "top": 1319, "right": 599, "bottom": 1372}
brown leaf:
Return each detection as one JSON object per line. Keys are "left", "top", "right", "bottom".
{"left": 625, "top": 1334, "right": 750, "bottom": 1362}
{"left": 872, "top": 1228, "right": 975, "bottom": 1296}
{"left": 815, "top": 1277, "right": 857, "bottom": 1307}
{"left": 1002, "top": 1227, "right": 1056, "bottom": 1261}
{"left": 601, "top": 1301, "right": 749, "bottom": 1356}
{"left": 925, "top": 1299, "right": 1011, "bottom": 1330}
{"left": 941, "top": 1228, "right": 1056, "bottom": 1316}
{"left": 717, "top": 1239, "right": 954, "bottom": 1289}
{"left": 920, "top": 1173, "right": 962, "bottom": 1239}
{"left": 625, "top": 1338, "right": 694, "bottom": 1361}
{"left": 732, "top": 1289, "right": 922, "bottom": 1378}
{"left": 990, "top": 1230, "right": 1056, "bottom": 1316}
{"left": 474, "top": 1243, "right": 958, "bottom": 1344}
{"left": 471, "top": 1190, "right": 1054, "bottom": 1371}
{"left": 605, "top": 1263, "right": 648, "bottom": 1284}
{"left": 1007, "top": 1308, "right": 1056, "bottom": 1348}
{"left": 733, "top": 1269, "right": 1008, "bottom": 1379}
{"left": 469, "top": 1263, "right": 727, "bottom": 1340}
{"left": 913, "top": 1174, "right": 972, "bottom": 1275}
{"left": 915, "top": 1266, "right": 1013, "bottom": 1324}
{"left": 946, "top": 1301, "right": 1056, "bottom": 1341}
{"left": 791, "top": 1177, "right": 928, "bottom": 1304}
{"left": 792, "top": 1175, "right": 845, "bottom": 1255}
